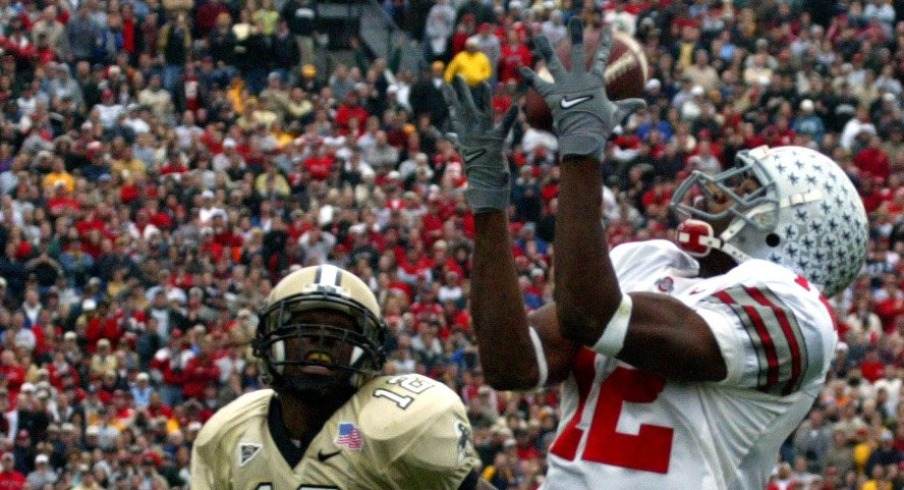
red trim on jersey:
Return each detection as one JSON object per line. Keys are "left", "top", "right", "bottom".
{"left": 795, "top": 276, "right": 839, "bottom": 335}
{"left": 744, "top": 287, "right": 803, "bottom": 396}
{"left": 549, "top": 348, "right": 597, "bottom": 460}
{"left": 714, "top": 290, "right": 780, "bottom": 393}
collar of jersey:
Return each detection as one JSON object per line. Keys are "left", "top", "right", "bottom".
{"left": 268, "top": 394, "right": 313, "bottom": 468}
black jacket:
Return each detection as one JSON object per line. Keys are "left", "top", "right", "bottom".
{"left": 281, "top": 0, "right": 318, "bottom": 37}
{"left": 409, "top": 78, "right": 449, "bottom": 128}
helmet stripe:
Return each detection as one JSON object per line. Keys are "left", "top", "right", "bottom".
{"left": 317, "top": 265, "right": 339, "bottom": 286}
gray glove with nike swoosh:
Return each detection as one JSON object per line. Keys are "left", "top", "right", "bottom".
{"left": 520, "top": 18, "right": 646, "bottom": 159}
{"left": 442, "top": 76, "right": 519, "bottom": 214}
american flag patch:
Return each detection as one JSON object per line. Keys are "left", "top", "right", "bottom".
{"left": 335, "top": 422, "right": 363, "bottom": 450}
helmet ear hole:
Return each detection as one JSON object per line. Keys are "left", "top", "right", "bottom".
{"left": 765, "top": 233, "right": 781, "bottom": 247}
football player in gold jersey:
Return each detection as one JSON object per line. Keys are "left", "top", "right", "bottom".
{"left": 190, "top": 264, "right": 492, "bottom": 490}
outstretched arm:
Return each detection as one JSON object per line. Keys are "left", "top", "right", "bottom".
{"left": 472, "top": 213, "right": 578, "bottom": 390}
{"left": 522, "top": 20, "right": 725, "bottom": 382}
{"left": 556, "top": 154, "right": 726, "bottom": 380}
{"left": 444, "top": 78, "right": 577, "bottom": 391}
{"left": 471, "top": 211, "right": 536, "bottom": 389}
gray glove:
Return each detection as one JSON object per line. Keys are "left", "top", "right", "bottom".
{"left": 442, "top": 76, "right": 519, "bottom": 214}
{"left": 520, "top": 18, "right": 646, "bottom": 159}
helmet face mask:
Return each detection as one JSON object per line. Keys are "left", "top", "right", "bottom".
{"left": 672, "top": 155, "right": 778, "bottom": 232}
{"left": 671, "top": 146, "right": 868, "bottom": 297}
{"left": 253, "top": 266, "right": 386, "bottom": 397}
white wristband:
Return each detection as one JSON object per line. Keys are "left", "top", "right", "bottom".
{"left": 528, "top": 326, "right": 549, "bottom": 389}
{"left": 591, "top": 293, "right": 633, "bottom": 357}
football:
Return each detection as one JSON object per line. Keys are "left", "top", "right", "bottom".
{"left": 524, "top": 28, "right": 649, "bottom": 133}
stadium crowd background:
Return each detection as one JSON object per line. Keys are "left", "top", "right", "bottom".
{"left": 0, "top": 0, "right": 903, "bottom": 488}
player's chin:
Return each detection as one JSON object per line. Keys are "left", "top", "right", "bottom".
{"left": 281, "top": 375, "right": 358, "bottom": 405}
{"left": 281, "top": 368, "right": 355, "bottom": 394}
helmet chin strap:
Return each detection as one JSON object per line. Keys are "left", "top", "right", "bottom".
{"left": 676, "top": 219, "right": 752, "bottom": 264}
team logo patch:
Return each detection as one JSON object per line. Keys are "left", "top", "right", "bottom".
{"left": 238, "top": 443, "right": 262, "bottom": 466}
{"left": 335, "top": 422, "right": 363, "bottom": 450}
{"left": 454, "top": 421, "right": 471, "bottom": 463}
{"left": 655, "top": 276, "right": 674, "bottom": 294}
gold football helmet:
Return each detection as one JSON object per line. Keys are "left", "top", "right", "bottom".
{"left": 253, "top": 265, "right": 386, "bottom": 393}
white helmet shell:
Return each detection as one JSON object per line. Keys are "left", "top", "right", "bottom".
{"left": 672, "top": 146, "right": 868, "bottom": 297}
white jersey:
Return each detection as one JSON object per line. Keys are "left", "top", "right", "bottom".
{"left": 94, "top": 103, "right": 124, "bottom": 129}
{"left": 544, "top": 240, "right": 837, "bottom": 490}
{"left": 191, "top": 374, "right": 479, "bottom": 490}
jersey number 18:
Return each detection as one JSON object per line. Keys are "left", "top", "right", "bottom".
{"left": 372, "top": 375, "right": 435, "bottom": 409}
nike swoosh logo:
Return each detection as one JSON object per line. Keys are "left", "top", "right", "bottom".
{"left": 560, "top": 95, "right": 593, "bottom": 109}
{"left": 317, "top": 449, "right": 342, "bottom": 462}
{"left": 462, "top": 149, "right": 486, "bottom": 162}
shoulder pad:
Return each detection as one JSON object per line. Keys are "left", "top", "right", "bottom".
{"left": 357, "top": 375, "right": 466, "bottom": 443}
{"left": 611, "top": 239, "right": 699, "bottom": 283}
{"left": 195, "top": 389, "right": 274, "bottom": 447}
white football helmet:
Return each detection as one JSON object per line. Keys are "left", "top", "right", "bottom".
{"left": 671, "top": 146, "right": 868, "bottom": 297}
{"left": 253, "top": 265, "right": 386, "bottom": 393}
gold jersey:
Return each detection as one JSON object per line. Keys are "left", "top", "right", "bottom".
{"left": 190, "top": 374, "right": 480, "bottom": 490}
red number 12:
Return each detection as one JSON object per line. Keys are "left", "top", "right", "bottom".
{"left": 550, "top": 350, "right": 674, "bottom": 474}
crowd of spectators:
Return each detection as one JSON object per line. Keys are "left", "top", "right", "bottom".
{"left": 1, "top": 0, "right": 904, "bottom": 488}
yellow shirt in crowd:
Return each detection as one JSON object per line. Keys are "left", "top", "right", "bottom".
{"left": 43, "top": 171, "right": 75, "bottom": 193}
{"left": 444, "top": 50, "right": 492, "bottom": 86}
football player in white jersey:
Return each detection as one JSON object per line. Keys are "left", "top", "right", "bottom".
{"left": 443, "top": 18, "right": 869, "bottom": 490}
{"left": 190, "top": 264, "right": 495, "bottom": 490}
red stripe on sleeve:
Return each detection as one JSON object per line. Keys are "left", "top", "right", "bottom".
{"left": 744, "top": 287, "right": 803, "bottom": 396}
{"left": 714, "top": 290, "right": 780, "bottom": 393}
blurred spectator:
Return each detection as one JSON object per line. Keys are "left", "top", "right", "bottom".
{"left": 444, "top": 37, "right": 491, "bottom": 87}
{"left": 280, "top": 0, "right": 318, "bottom": 67}
{"left": 424, "top": 0, "right": 455, "bottom": 63}
{"left": 25, "top": 453, "right": 56, "bottom": 488}
{"left": 410, "top": 61, "right": 449, "bottom": 129}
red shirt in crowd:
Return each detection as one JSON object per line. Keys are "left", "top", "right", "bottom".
{"left": 410, "top": 300, "right": 443, "bottom": 324}
{"left": 119, "top": 182, "right": 140, "bottom": 203}
{"left": 304, "top": 154, "right": 334, "bottom": 181}
{"left": 642, "top": 185, "right": 673, "bottom": 211}
{"left": 874, "top": 296, "right": 904, "bottom": 333}
{"left": 30, "top": 324, "right": 60, "bottom": 360}
{"left": 75, "top": 213, "right": 105, "bottom": 237}
{"left": 145, "top": 398, "right": 174, "bottom": 419}
{"left": 0, "top": 469, "right": 25, "bottom": 490}
{"left": 517, "top": 442, "right": 541, "bottom": 462}
{"left": 448, "top": 309, "right": 470, "bottom": 332}
{"left": 861, "top": 357, "right": 886, "bottom": 383}
{"left": 335, "top": 104, "right": 369, "bottom": 133}
{"left": 855, "top": 147, "right": 891, "bottom": 183}
{"left": 421, "top": 210, "right": 445, "bottom": 247}
{"left": 47, "top": 362, "right": 80, "bottom": 391}
{"left": 498, "top": 42, "right": 532, "bottom": 84}
{"left": 149, "top": 210, "right": 173, "bottom": 231}
{"left": 47, "top": 195, "right": 80, "bottom": 215}
{"left": 182, "top": 355, "right": 220, "bottom": 400}
{"left": 85, "top": 317, "right": 121, "bottom": 353}
{"left": 0, "top": 365, "right": 24, "bottom": 398}
{"left": 34, "top": 46, "right": 56, "bottom": 66}
{"left": 195, "top": 2, "right": 230, "bottom": 36}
